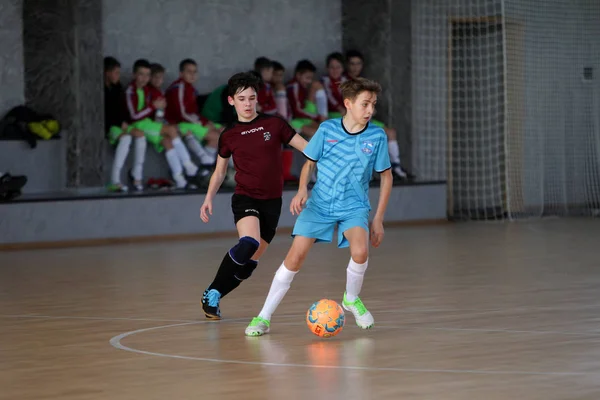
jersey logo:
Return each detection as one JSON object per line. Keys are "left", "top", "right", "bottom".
{"left": 263, "top": 132, "right": 271, "bottom": 141}
{"left": 327, "top": 139, "right": 338, "bottom": 143}
{"left": 241, "top": 127, "right": 264, "bottom": 135}
{"left": 361, "top": 140, "right": 374, "bottom": 155}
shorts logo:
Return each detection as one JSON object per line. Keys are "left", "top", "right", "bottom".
{"left": 245, "top": 208, "right": 259, "bottom": 215}
{"left": 263, "top": 132, "right": 271, "bottom": 141}
{"left": 361, "top": 140, "right": 374, "bottom": 155}
{"left": 241, "top": 127, "right": 264, "bottom": 135}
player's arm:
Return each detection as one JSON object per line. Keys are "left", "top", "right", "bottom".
{"left": 290, "top": 159, "right": 316, "bottom": 215}
{"left": 200, "top": 155, "right": 229, "bottom": 222}
{"left": 288, "top": 134, "right": 308, "bottom": 152}
{"left": 205, "top": 155, "right": 228, "bottom": 199}
{"left": 371, "top": 132, "right": 393, "bottom": 246}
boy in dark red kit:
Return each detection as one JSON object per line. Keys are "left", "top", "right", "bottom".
{"left": 199, "top": 72, "right": 308, "bottom": 319}
{"left": 165, "top": 59, "right": 220, "bottom": 166}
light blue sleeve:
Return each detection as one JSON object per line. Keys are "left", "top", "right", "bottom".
{"left": 302, "top": 125, "right": 326, "bottom": 161}
{"left": 374, "top": 133, "right": 392, "bottom": 172}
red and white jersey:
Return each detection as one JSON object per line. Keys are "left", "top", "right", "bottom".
{"left": 321, "top": 74, "right": 348, "bottom": 112}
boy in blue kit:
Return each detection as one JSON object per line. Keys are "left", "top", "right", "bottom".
{"left": 245, "top": 77, "right": 394, "bottom": 336}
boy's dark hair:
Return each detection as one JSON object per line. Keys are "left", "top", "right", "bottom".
{"left": 179, "top": 58, "right": 197, "bottom": 72}
{"left": 326, "top": 52, "right": 345, "bottom": 67}
{"left": 340, "top": 77, "right": 381, "bottom": 101}
{"left": 104, "top": 56, "right": 120, "bottom": 72}
{"left": 294, "top": 59, "right": 316, "bottom": 74}
{"left": 150, "top": 63, "right": 165, "bottom": 75}
{"left": 227, "top": 72, "right": 260, "bottom": 97}
{"left": 133, "top": 58, "right": 151, "bottom": 73}
{"left": 345, "top": 49, "right": 364, "bottom": 61}
{"left": 271, "top": 61, "right": 285, "bottom": 72}
{"left": 254, "top": 56, "right": 273, "bottom": 72}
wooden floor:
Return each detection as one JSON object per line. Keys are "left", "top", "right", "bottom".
{"left": 2, "top": 218, "right": 600, "bottom": 399}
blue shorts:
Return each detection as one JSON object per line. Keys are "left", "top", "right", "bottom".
{"left": 292, "top": 203, "right": 369, "bottom": 248}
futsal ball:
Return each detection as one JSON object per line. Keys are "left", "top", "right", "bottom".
{"left": 306, "top": 299, "right": 345, "bottom": 338}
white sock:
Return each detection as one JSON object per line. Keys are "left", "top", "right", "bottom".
{"left": 131, "top": 136, "right": 146, "bottom": 182}
{"left": 315, "top": 89, "right": 328, "bottom": 118}
{"left": 345, "top": 258, "right": 369, "bottom": 302}
{"left": 258, "top": 263, "right": 298, "bottom": 321}
{"left": 173, "top": 137, "right": 198, "bottom": 176}
{"left": 184, "top": 134, "right": 213, "bottom": 165}
{"left": 388, "top": 140, "right": 401, "bottom": 165}
{"left": 165, "top": 148, "right": 186, "bottom": 187}
{"left": 275, "top": 90, "right": 289, "bottom": 119}
{"left": 111, "top": 134, "right": 131, "bottom": 184}
{"left": 204, "top": 146, "right": 217, "bottom": 163}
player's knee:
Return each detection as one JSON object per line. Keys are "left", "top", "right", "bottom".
{"left": 234, "top": 259, "right": 257, "bottom": 281}
{"left": 130, "top": 128, "right": 144, "bottom": 138}
{"left": 350, "top": 246, "right": 368, "bottom": 264}
{"left": 385, "top": 127, "right": 397, "bottom": 140}
{"left": 229, "top": 236, "right": 260, "bottom": 265}
{"left": 163, "top": 125, "right": 178, "bottom": 139}
{"left": 119, "top": 134, "right": 132, "bottom": 146}
{"left": 161, "top": 137, "right": 173, "bottom": 149}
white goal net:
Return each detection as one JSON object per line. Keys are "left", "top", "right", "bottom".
{"left": 411, "top": 0, "right": 600, "bottom": 220}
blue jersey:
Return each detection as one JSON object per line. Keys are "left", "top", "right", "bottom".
{"left": 303, "top": 118, "right": 391, "bottom": 215}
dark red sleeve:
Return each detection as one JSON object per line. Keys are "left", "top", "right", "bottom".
{"left": 277, "top": 117, "right": 296, "bottom": 144}
{"left": 218, "top": 131, "right": 231, "bottom": 158}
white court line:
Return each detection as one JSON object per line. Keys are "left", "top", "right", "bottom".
{"left": 109, "top": 321, "right": 596, "bottom": 377}
{"left": 0, "top": 314, "right": 198, "bottom": 323}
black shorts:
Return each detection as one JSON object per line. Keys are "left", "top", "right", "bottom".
{"left": 231, "top": 194, "right": 283, "bottom": 244}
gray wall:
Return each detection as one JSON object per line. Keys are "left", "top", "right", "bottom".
{"left": 0, "top": 184, "right": 447, "bottom": 245}
{"left": 342, "top": 0, "right": 413, "bottom": 170}
{"left": 103, "top": 0, "right": 342, "bottom": 92}
{"left": 0, "top": 0, "right": 24, "bottom": 117}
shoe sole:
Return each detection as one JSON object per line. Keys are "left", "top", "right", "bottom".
{"left": 204, "top": 312, "right": 221, "bottom": 320}
{"left": 245, "top": 328, "right": 269, "bottom": 337}
{"left": 342, "top": 304, "right": 374, "bottom": 330}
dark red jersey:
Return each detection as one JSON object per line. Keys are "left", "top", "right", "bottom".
{"left": 257, "top": 82, "right": 277, "bottom": 115}
{"left": 218, "top": 113, "right": 296, "bottom": 199}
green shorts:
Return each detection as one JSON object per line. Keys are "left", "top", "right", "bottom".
{"left": 178, "top": 122, "right": 222, "bottom": 142}
{"left": 290, "top": 101, "right": 319, "bottom": 132}
{"left": 108, "top": 126, "right": 124, "bottom": 145}
{"left": 371, "top": 119, "right": 385, "bottom": 128}
{"left": 131, "top": 118, "right": 164, "bottom": 152}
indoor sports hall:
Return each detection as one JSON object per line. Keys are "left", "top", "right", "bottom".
{"left": 2, "top": 1, "right": 600, "bottom": 399}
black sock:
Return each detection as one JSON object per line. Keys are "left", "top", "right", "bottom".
{"left": 207, "top": 252, "right": 239, "bottom": 296}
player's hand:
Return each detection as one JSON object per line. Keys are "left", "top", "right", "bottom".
{"left": 370, "top": 218, "right": 384, "bottom": 248}
{"left": 290, "top": 189, "right": 308, "bottom": 215}
{"left": 200, "top": 200, "right": 213, "bottom": 223}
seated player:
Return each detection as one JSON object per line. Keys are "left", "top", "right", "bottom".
{"left": 271, "top": 61, "right": 290, "bottom": 120}
{"left": 286, "top": 60, "right": 329, "bottom": 137}
{"left": 104, "top": 56, "right": 145, "bottom": 192}
{"left": 165, "top": 59, "right": 221, "bottom": 167}
{"left": 253, "top": 57, "right": 278, "bottom": 116}
{"left": 321, "top": 52, "right": 348, "bottom": 119}
{"left": 345, "top": 49, "right": 413, "bottom": 180}
{"left": 125, "top": 59, "right": 202, "bottom": 189}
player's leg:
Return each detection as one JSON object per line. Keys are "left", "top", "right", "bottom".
{"left": 244, "top": 235, "right": 316, "bottom": 336}
{"left": 202, "top": 195, "right": 262, "bottom": 319}
{"left": 129, "top": 128, "right": 146, "bottom": 191}
{"left": 245, "top": 204, "right": 333, "bottom": 336}
{"left": 308, "top": 80, "right": 328, "bottom": 120}
{"left": 107, "top": 126, "right": 131, "bottom": 192}
{"left": 338, "top": 213, "right": 374, "bottom": 329}
{"left": 374, "top": 122, "right": 411, "bottom": 180}
{"left": 179, "top": 122, "right": 217, "bottom": 166}
{"left": 159, "top": 124, "right": 200, "bottom": 179}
